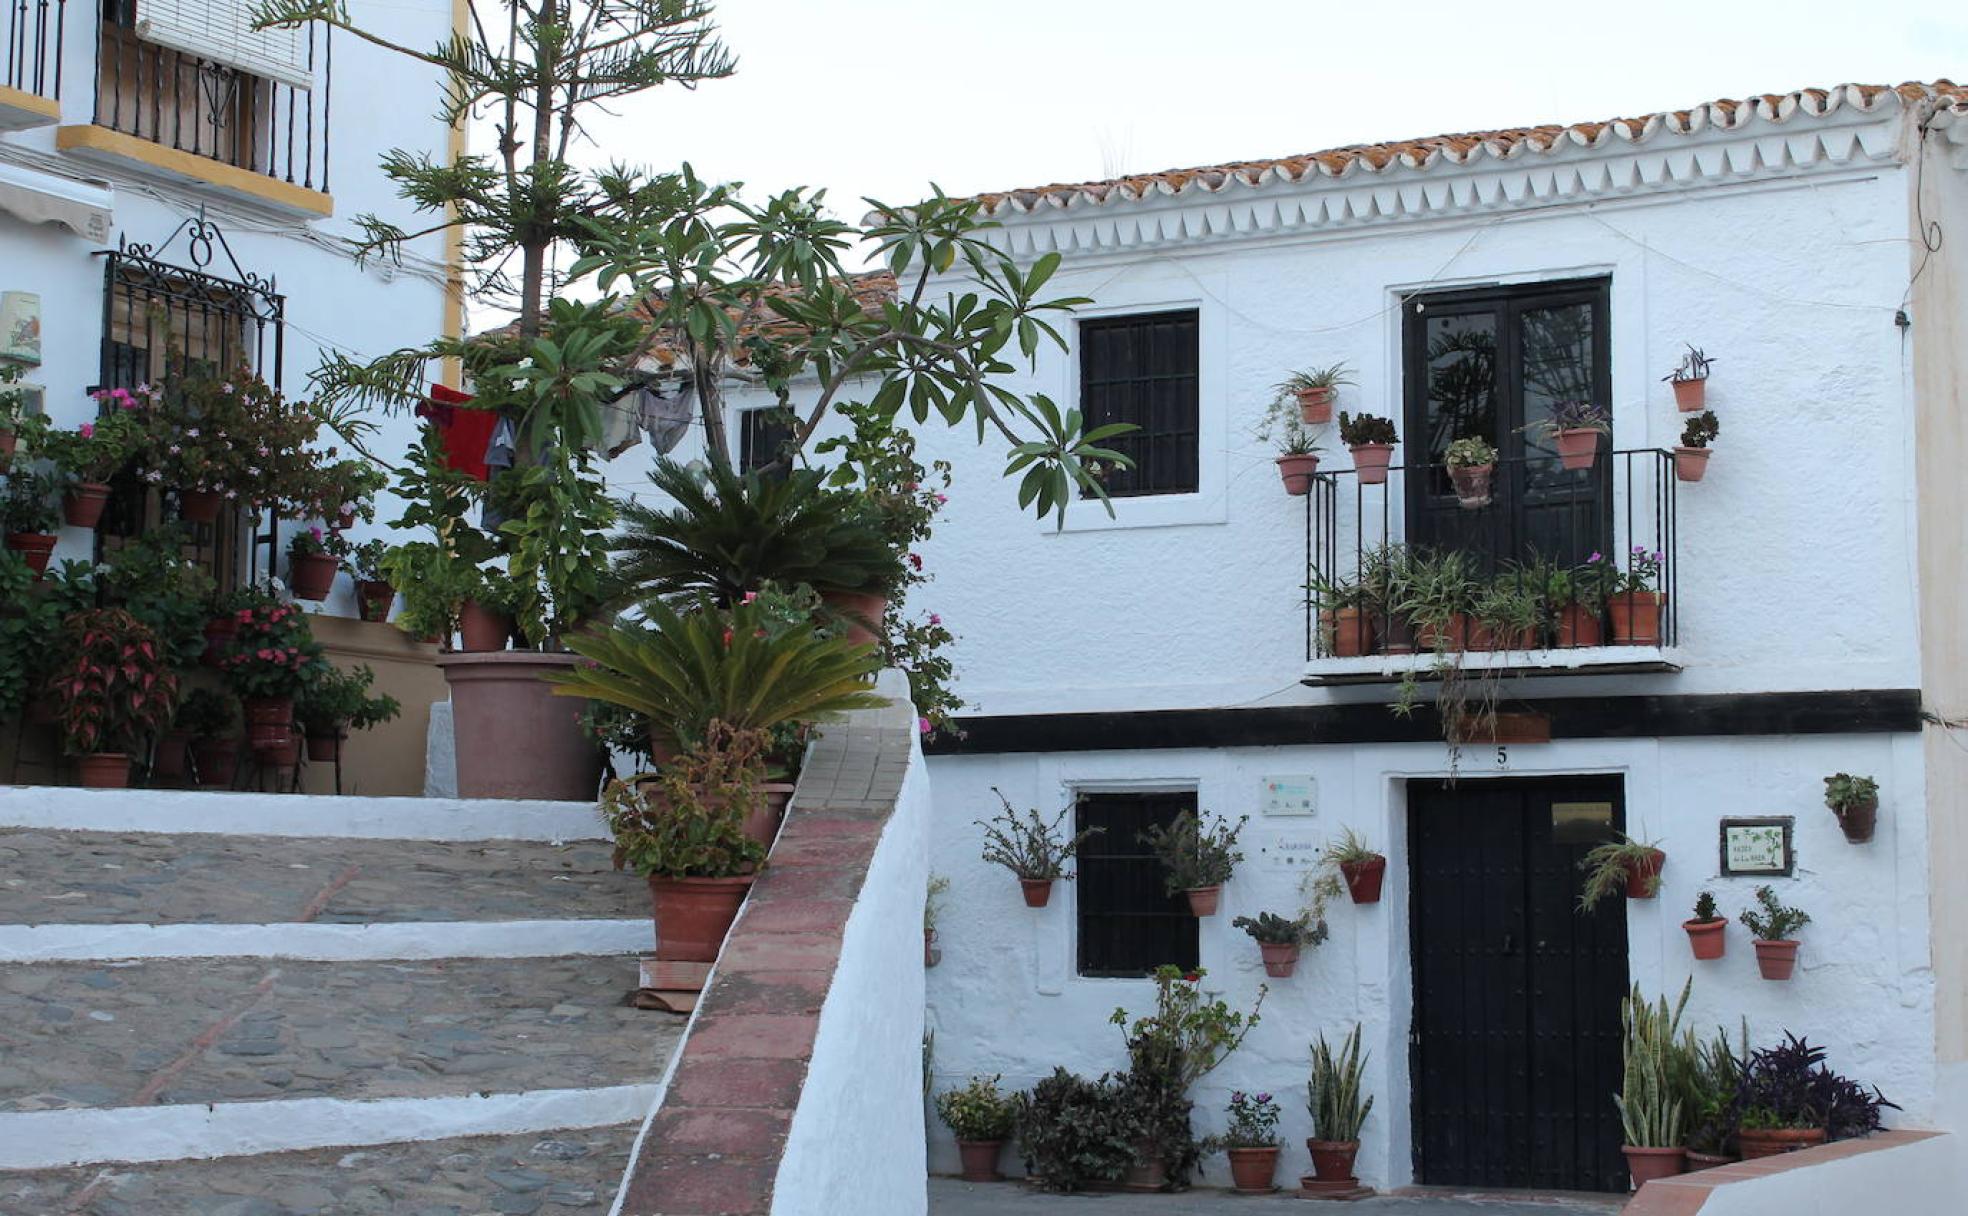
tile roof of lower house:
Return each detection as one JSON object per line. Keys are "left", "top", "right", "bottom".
{"left": 976, "top": 81, "right": 1968, "bottom": 217}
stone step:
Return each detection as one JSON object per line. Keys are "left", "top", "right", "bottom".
{"left": 0, "top": 829, "right": 641, "bottom": 927}
{"left": 0, "top": 1122, "right": 635, "bottom": 1214}
{"left": 0, "top": 957, "right": 678, "bottom": 1115}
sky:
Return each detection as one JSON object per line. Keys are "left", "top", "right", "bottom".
{"left": 569, "top": 0, "right": 1968, "bottom": 224}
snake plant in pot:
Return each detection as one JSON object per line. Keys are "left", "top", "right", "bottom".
{"left": 1614, "top": 981, "right": 1696, "bottom": 1187}
{"left": 1305, "top": 1024, "right": 1375, "bottom": 1191}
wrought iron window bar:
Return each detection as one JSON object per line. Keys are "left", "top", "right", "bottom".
{"left": 4, "top": 0, "right": 64, "bottom": 99}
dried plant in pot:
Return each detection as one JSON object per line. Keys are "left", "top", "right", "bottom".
{"left": 1527, "top": 399, "right": 1610, "bottom": 471}
{"left": 1443, "top": 436, "right": 1497, "bottom": 509}
{"left": 935, "top": 1075, "right": 1018, "bottom": 1182}
{"left": 1141, "top": 809, "right": 1246, "bottom": 916}
{"left": 1823, "top": 772, "right": 1878, "bottom": 844}
{"left": 976, "top": 789, "right": 1102, "bottom": 907}
{"left": 601, "top": 758, "right": 768, "bottom": 963}
{"left": 1305, "top": 1023, "right": 1375, "bottom": 1191}
{"left": 1323, "top": 827, "right": 1387, "bottom": 904}
{"left": 1578, "top": 832, "right": 1666, "bottom": 909}
{"left": 1337, "top": 411, "right": 1397, "bottom": 485}
{"left": 1684, "top": 890, "right": 1727, "bottom": 960}
{"left": 1739, "top": 885, "right": 1810, "bottom": 981}
{"left": 1731, "top": 1033, "right": 1896, "bottom": 1159}
{"left": 1675, "top": 410, "right": 1718, "bottom": 483}
{"left": 1664, "top": 344, "right": 1716, "bottom": 412}
{"left": 1255, "top": 394, "right": 1323, "bottom": 496}
{"left": 1275, "top": 363, "right": 1354, "bottom": 425}
{"left": 47, "top": 609, "right": 180, "bottom": 788}
{"left": 1614, "top": 981, "right": 1696, "bottom": 1187}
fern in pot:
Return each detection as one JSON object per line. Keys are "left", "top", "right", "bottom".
{"left": 1276, "top": 362, "right": 1354, "bottom": 425}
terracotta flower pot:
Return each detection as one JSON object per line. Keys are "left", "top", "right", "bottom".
{"left": 1259, "top": 941, "right": 1300, "bottom": 978}
{"left": 306, "top": 732, "right": 343, "bottom": 763}
{"left": 1227, "top": 1146, "right": 1280, "bottom": 1192}
{"left": 1673, "top": 446, "right": 1711, "bottom": 483}
{"left": 1185, "top": 885, "right": 1221, "bottom": 917}
{"left": 260, "top": 733, "right": 301, "bottom": 774}
{"left": 822, "top": 588, "right": 888, "bottom": 647}
{"left": 1306, "top": 1138, "right": 1360, "bottom": 1184}
{"left": 1276, "top": 452, "right": 1320, "bottom": 496}
{"left": 1121, "top": 1141, "right": 1168, "bottom": 1192}
{"left": 1019, "top": 877, "right": 1054, "bottom": 908}
{"left": 335, "top": 507, "right": 357, "bottom": 531}
{"left": 1737, "top": 1126, "right": 1825, "bottom": 1159}
{"left": 1341, "top": 855, "right": 1386, "bottom": 903}
{"left": 1296, "top": 386, "right": 1335, "bottom": 425}
{"left": 1323, "top": 607, "right": 1375, "bottom": 658}
{"left": 1685, "top": 1149, "right": 1735, "bottom": 1171}
{"left": 1684, "top": 918, "right": 1726, "bottom": 960}
{"left": 1623, "top": 1145, "right": 1687, "bottom": 1188}
{"left": 77, "top": 752, "right": 131, "bottom": 789}
{"left": 1348, "top": 443, "right": 1394, "bottom": 485}
{"left": 0, "top": 427, "right": 13, "bottom": 471}
{"left": 439, "top": 651, "right": 601, "bottom": 800}
{"left": 458, "top": 599, "right": 513, "bottom": 652}
{"left": 1833, "top": 796, "right": 1877, "bottom": 844}
{"left": 648, "top": 874, "right": 755, "bottom": 962}
{"left": 1624, "top": 848, "right": 1666, "bottom": 899}
{"left": 1415, "top": 613, "right": 1469, "bottom": 652}
{"left": 1608, "top": 592, "right": 1664, "bottom": 646}
{"left": 62, "top": 481, "right": 112, "bottom": 529}
{"left": 955, "top": 1139, "right": 1004, "bottom": 1183}
{"left": 1753, "top": 938, "right": 1801, "bottom": 981}
{"left": 1672, "top": 378, "right": 1706, "bottom": 412}
{"left": 178, "top": 489, "right": 223, "bottom": 524}
{"left": 152, "top": 729, "right": 194, "bottom": 780}
{"left": 243, "top": 696, "right": 295, "bottom": 751}
{"left": 288, "top": 551, "right": 339, "bottom": 601}
{"left": 355, "top": 579, "right": 396, "bottom": 623}
{"left": 1448, "top": 462, "right": 1494, "bottom": 509}
{"left": 1555, "top": 602, "right": 1603, "bottom": 648}
{"left": 193, "top": 738, "right": 240, "bottom": 788}
{"left": 1554, "top": 429, "right": 1600, "bottom": 471}
{"left": 924, "top": 927, "right": 939, "bottom": 968}
{"left": 5, "top": 532, "right": 56, "bottom": 575}
{"left": 751, "top": 781, "right": 796, "bottom": 848}
{"left": 1381, "top": 616, "right": 1417, "bottom": 655}
{"left": 202, "top": 616, "right": 240, "bottom": 668}
{"left": 1467, "top": 621, "right": 1534, "bottom": 652}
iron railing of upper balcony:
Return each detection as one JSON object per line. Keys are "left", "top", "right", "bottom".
{"left": 93, "top": 6, "right": 331, "bottom": 192}
{"left": 1304, "top": 447, "right": 1679, "bottom": 661}
{"left": 4, "top": 0, "right": 64, "bottom": 100}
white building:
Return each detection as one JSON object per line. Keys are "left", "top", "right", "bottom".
{"left": 0, "top": 0, "right": 454, "bottom": 600}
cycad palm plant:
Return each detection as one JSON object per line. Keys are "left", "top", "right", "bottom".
{"left": 611, "top": 458, "right": 899, "bottom": 606}
{"left": 549, "top": 596, "right": 889, "bottom": 754}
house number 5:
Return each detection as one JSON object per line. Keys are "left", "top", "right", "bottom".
{"left": 1496, "top": 746, "right": 1510, "bottom": 769}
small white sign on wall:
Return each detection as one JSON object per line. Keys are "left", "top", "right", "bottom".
{"left": 1260, "top": 775, "right": 1316, "bottom": 817}
{"left": 1259, "top": 833, "right": 1325, "bottom": 871}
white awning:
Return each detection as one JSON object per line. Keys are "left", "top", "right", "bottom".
{"left": 0, "top": 161, "right": 113, "bottom": 242}
{"left": 136, "top": 0, "right": 315, "bottom": 91}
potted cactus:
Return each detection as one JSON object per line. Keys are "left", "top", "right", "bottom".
{"left": 1338, "top": 412, "right": 1397, "bottom": 485}
{"left": 1684, "top": 891, "right": 1727, "bottom": 960}
{"left": 1142, "top": 809, "right": 1245, "bottom": 916}
{"left": 1740, "top": 886, "right": 1809, "bottom": 981}
{"left": 1443, "top": 436, "right": 1497, "bottom": 509}
{"left": 977, "top": 789, "right": 1101, "bottom": 908}
{"left": 1824, "top": 773, "right": 1878, "bottom": 844}
{"left": 1663, "top": 345, "right": 1715, "bottom": 412}
{"left": 1276, "top": 363, "right": 1354, "bottom": 425}
{"left": 1233, "top": 911, "right": 1323, "bottom": 978}
{"left": 1531, "top": 399, "right": 1610, "bottom": 471}
{"left": 1675, "top": 411, "right": 1718, "bottom": 483}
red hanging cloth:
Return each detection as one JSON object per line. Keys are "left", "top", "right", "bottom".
{"left": 416, "top": 383, "right": 499, "bottom": 482}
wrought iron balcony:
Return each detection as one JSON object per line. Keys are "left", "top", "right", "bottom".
{"left": 1, "top": 0, "right": 64, "bottom": 125}
{"left": 1302, "top": 446, "right": 1681, "bottom": 682}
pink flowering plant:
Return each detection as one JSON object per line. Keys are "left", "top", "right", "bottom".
{"left": 32, "top": 406, "right": 145, "bottom": 483}
{"left": 1214, "top": 1091, "right": 1283, "bottom": 1149}
{"left": 218, "top": 603, "right": 328, "bottom": 700}
{"left": 287, "top": 525, "right": 348, "bottom": 560}
{"left": 1611, "top": 545, "right": 1664, "bottom": 601}
{"left": 132, "top": 364, "right": 327, "bottom": 510}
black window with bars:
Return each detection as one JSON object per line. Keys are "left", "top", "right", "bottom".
{"left": 738, "top": 407, "right": 794, "bottom": 474}
{"left": 1076, "top": 790, "right": 1200, "bottom": 978}
{"left": 1078, "top": 311, "right": 1199, "bottom": 497}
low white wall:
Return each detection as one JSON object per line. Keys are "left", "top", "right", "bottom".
{"left": 0, "top": 787, "right": 603, "bottom": 842}
{"left": 772, "top": 735, "right": 931, "bottom": 1216}
{"left": 1674, "top": 1132, "right": 1962, "bottom": 1216}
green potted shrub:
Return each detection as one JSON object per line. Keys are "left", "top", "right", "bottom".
{"left": 295, "top": 664, "right": 402, "bottom": 762}
{"left": 1740, "top": 886, "right": 1809, "bottom": 981}
{"left": 1336, "top": 412, "right": 1397, "bottom": 485}
{"left": 378, "top": 542, "right": 472, "bottom": 646}
{"left": 285, "top": 526, "right": 343, "bottom": 602}
{"left": 1824, "top": 772, "right": 1878, "bottom": 844}
{"left": 47, "top": 609, "right": 180, "bottom": 788}
{"left": 1546, "top": 553, "right": 1615, "bottom": 648}
{"left": 1470, "top": 573, "right": 1540, "bottom": 651}
{"left": 1012, "top": 1069, "right": 1139, "bottom": 1192}
{"left": 935, "top": 1075, "right": 1018, "bottom": 1183}
{"left": 1323, "top": 827, "right": 1387, "bottom": 904}
{"left": 1685, "top": 890, "right": 1727, "bottom": 960}
{"left": 977, "top": 789, "right": 1102, "bottom": 907}
{"left": 1232, "top": 910, "right": 1326, "bottom": 978}
{"left": 1732, "top": 1034, "right": 1895, "bottom": 1158}
{"left": 1675, "top": 410, "right": 1718, "bottom": 483}
{"left": 1212, "top": 1090, "right": 1283, "bottom": 1193}
{"left": 598, "top": 756, "right": 767, "bottom": 963}
{"left": 35, "top": 407, "right": 143, "bottom": 529}
{"left": 1685, "top": 1024, "right": 1747, "bottom": 1168}
{"left": 1529, "top": 399, "right": 1610, "bottom": 471}
{"left": 1394, "top": 549, "right": 1478, "bottom": 651}
{"left": 1305, "top": 1024, "right": 1375, "bottom": 1193}
{"left": 2, "top": 470, "right": 61, "bottom": 574}
{"left": 176, "top": 688, "right": 240, "bottom": 789}
{"left": 1443, "top": 436, "right": 1497, "bottom": 509}
{"left": 1255, "top": 394, "right": 1323, "bottom": 496}
{"left": 1615, "top": 983, "right": 1696, "bottom": 1186}
{"left": 1276, "top": 363, "right": 1354, "bottom": 425}
{"left": 1578, "top": 832, "right": 1666, "bottom": 909}
{"left": 0, "top": 362, "right": 28, "bottom": 471}
{"left": 1664, "top": 344, "right": 1715, "bottom": 412}
{"left": 1608, "top": 546, "right": 1666, "bottom": 646}
{"left": 1141, "top": 810, "right": 1246, "bottom": 916}
{"left": 217, "top": 603, "right": 328, "bottom": 765}
{"left": 348, "top": 540, "right": 399, "bottom": 623}
{"left": 1359, "top": 544, "right": 1414, "bottom": 654}
{"left": 459, "top": 566, "right": 521, "bottom": 653}
{"left": 1309, "top": 572, "right": 1374, "bottom": 658}
{"left": 1112, "top": 965, "right": 1265, "bottom": 1190}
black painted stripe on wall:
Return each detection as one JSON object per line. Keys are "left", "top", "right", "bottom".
{"left": 923, "top": 690, "right": 1925, "bottom": 756}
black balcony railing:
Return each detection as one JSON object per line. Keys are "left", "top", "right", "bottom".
{"left": 92, "top": 14, "right": 331, "bottom": 192}
{"left": 1304, "top": 447, "right": 1679, "bottom": 661}
{"left": 4, "top": 0, "right": 64, "bottom": 100}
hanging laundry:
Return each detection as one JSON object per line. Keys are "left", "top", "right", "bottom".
{"left": 415, "top": 383, "right": 500, "bottom": 482}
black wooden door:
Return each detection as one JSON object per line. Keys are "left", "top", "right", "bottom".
{"left": 1409, "top": 777, "right": 1629, "bottom": 1193}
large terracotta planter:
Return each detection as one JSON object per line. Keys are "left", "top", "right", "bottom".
{"left": 458, "top": 600, "right": 512, "bottom": 653}
{"left": 1753, "top": 939, "right": 1801, "bottom": 981}
{"left": 354, "top": 579, "right": 396, "bottom": 623}
{"left": 1259, "top": 941, "right": 1301, "bottom": 978}
{"left": 1467, "top": 620, "right": 1534, "bottom": 651}
{"left": 1185, "top": 885, "right": 1222, "bottom": 917}
{"left": 956, "top": 1139, "right": 1004, "bottom": 1183}
{"left": 1296, "top": 386, "right": 1335, "bottom": 425}
{"left": 1673, "top": 446, "right": 1711, "bottom": 483}
{"left": 648, "top": 874, "right": 754, "bottom": 962}
{"left": 1227, "top": 1146, "right": 1280, "bottom": 1192}
{"left": 1684, "top": 918, "right": 1726, "bottom": 960}
{"left": 193, "top": 738, "right": 240, "bottom": 788}
{"left": 1448, "top": 463, "right": 1494, "bottom": 509}
{"left": 1833, "top": 796, "right": 1877, "bottom": 844}
{"left": 1324, "top": 607, "right": 1375, "bottom": 658}
{"left": 178, "top": 489, "right": 223, "bottom": 524}
{"left": 1608, "top": 592, "right": 1664, "bottom": 646}
{"left": 243, "top": 696, "right": 295, "bottom": 751}
{"left": 822, "top": 588, "right": 888, "bottom": 647}
{"left": 1555, "top": 603, "right": 1603, "bottom": 648}
{"left": 1348, "top": 443, "right": 1393, "bottom": 485}
{"left": 1737, "top": 1126, "right": 1825, "bottom": 1159}
{"left": 288, "top": 552, "right": 339, "bottom": 601}
{"left": 439, "top": 651, "right": 600, "bottom": 800}
{"left": 77, "top": 752, "right": 131, "bottom": 789}
{"left": 1019, "top": 877, "right": 1054, "bottom": 908}
{"left": 1341, "top": 855, "right": 1387, "bottom": 903}
{"left": 152, "top": 729, "right": 194, "bottom": 780}
{"left": 1276, "top": 452, "right": 1320, "bottom": 496}
{"left": 1306, "top": 1138, "right": 1360, "bottom": 1184}
{"left": 5, "top": 532, "right": 56, "bottom": 574}
{"left": 1554, "top": 429, "right": 1600, "bottom": 470}
{"left": 1624, "top": 848, "right": 1666, "bottom": 898}
{"left": 62, "top": 481, "right": 112, "bottom": 529}
{"left": 1672, "top": 378, "right": 1707, "bottom": 412}
{"left": 1623, "top": 1145, "right": 1687, "bottom": 1188}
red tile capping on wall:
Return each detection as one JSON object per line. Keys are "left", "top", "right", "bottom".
{"left": 1619, "top": 1130, "right": 1942, "bottom": 1216}
{"left": 617, "top": 703, "right": 915, "bottom": 1216}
